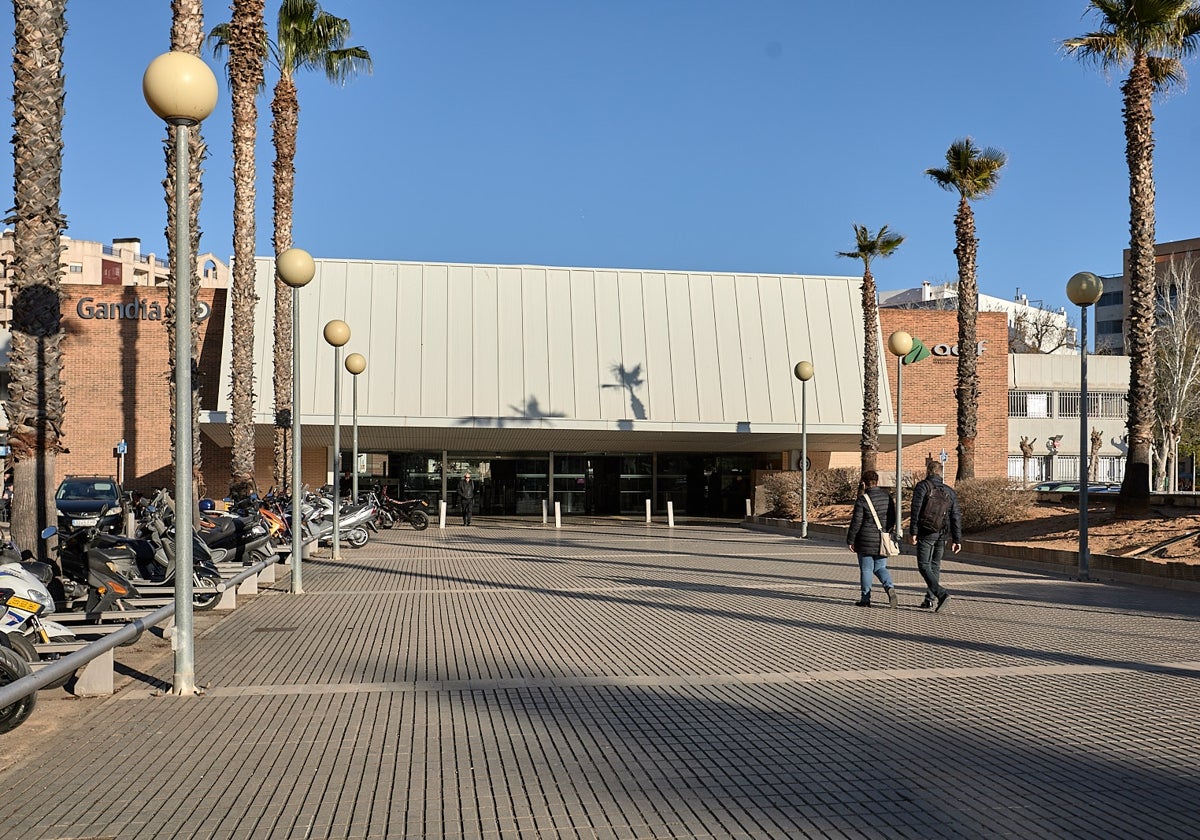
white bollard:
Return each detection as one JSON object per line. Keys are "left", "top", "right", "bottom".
{"left": 542, "top": 500, "right": 548, "bottom": 525}
{"left": 439, "top": 499, "right": 447, "bottom": 529}
{"left": 667, "top": 500, "right": 675, "bottom": 528}
{"left": 554, "top": 501, "right": 562, "bottom": 528}
{"left": 645, "top": 499, "right": 652, "bottom": 523}
{"left": 745, "top": 498, "right": 752, "bottom": 518}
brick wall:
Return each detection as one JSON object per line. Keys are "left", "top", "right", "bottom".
{"left": 879, "top": 309, "right": 1008, "bottom": 482}
{"left": 57, "top": 285, "right": 227, "bottom": 493}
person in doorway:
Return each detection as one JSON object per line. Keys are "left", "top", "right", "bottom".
{"left": 846, "top": 470, "right": 898, "bottom": 607}
{"left": 457, "top": 472, "right": 476, "bottom": 525}
{"left": 908, "top": 461, "right": 962, "bottom": 612}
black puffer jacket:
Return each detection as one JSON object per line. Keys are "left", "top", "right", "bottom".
{"left": 846, "top": 486, "right": 896, "bottom": 556}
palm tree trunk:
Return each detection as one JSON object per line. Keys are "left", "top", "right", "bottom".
{"left": 227, "top": 0, "right": 266, "bottom": 499}
{"left": 954, "top": 195, "right": 979, "bottom": 480}
{"left": 271, "top": 75, "right": 299, "bottom": 489}
{"left": 7, "top": 0, "right": 68, "bottom": 555}
{"left": 1118, "top": 55, "right": 1156, "bottom": 515}
{"left": 860, "top": 265, "right": 879, "bottom": 474}
{"left": 168, "top": 0, "right": 208, "bottom": 500}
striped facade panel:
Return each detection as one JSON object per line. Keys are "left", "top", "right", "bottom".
{"left": 594, "top": 271, "right": 626, "bottom": 420}
{"left": 364, "top": 263, "right": 398, "bottom": 417}
{"left": 420, "top": 264, "right": 449, "bottom": 417}
{"left": 546, "top": 269, "right": 575, "bottom": 418}
{"left": 711, "top": 275, "right": 748, "bottom": 422}
{"left": 393, "top": 263, "right": 425, "bottom": 417}
{"left": 641, "top": 272, "right": 675, "bottom": 423}
{"left": 521, "top": 268, "right": 551, "bottom": 419}
{"left": 734, "top": 276, "right": 770, "bottom": 423}
{"left": 759, "top": 276, "right": 796, "bottom": 424}
{"left": 617, "top": 272, "right": 649, "bottom": 421}
{"left": 472, "top": 267, "right": 500, "bottom": 418}
{"left": 496, "top": 267, "right": 525, "bottom": 418}
{"left": 664, "top": 273, "right": 699, "bottom": 423}
{"left": 445, "top": 264, "right": 474, "bottom": 417}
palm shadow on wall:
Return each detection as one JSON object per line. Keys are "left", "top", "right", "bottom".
{"left": 455, "top": 395, "right": 566, "bottom": 428}
{"left": 603, "top": 363, "right": 646, "bottom": 423}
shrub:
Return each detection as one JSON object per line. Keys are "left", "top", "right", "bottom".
{"left": 761, "top": 468, "right": 861, "bottom": 518}
{"left": 955, "top": 477, "right": 1032, "bottom": 533}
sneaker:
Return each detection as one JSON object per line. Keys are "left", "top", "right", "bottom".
{"left": 935, "top": 593, "right": 951, "bottom": 612}
{"left": 886, "top": 588, "right": 898, "bottom": 608}
{"left": 917, "top": 599, "right": 934, "bottom": 609}
{"left": 854, "top": 597, "right": 872, "bottom": 607}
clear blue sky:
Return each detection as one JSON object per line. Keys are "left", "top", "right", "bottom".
{"left": 2, "top": 1, "right": 1198, "bottom": 314}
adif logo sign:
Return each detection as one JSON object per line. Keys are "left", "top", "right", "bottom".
{"left": 931, "top": 340, "right": 988, "bottom": 357}
{"left": 75, "top": 297, "right": 211, "bottom": 321}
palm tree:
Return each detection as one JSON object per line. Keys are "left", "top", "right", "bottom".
{"left": 926, "top": 137, "right": 1006, "bottom": 481}
{"left": 268, "top": 1, "right": 370, "bottom": 488}
{"left": 6, "top": 0, "right": 68, "bottom": 554}
{"left": 1065, "top": 0, "right": 1200, "bottom": 514}
{"left": 837, "top": 224, "right": 904, "bottom": 475}
{"left": 166, "top": 0, "right": 209, "bottom": 501}
{"left": 220, "top": 0, "right": 268, "bottom": 499}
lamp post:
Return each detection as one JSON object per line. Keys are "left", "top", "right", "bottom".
{"left": 277, "top": 247, "right": 315, "bottom": 594}
{"left": 143, "top": 51, "right": 217, "bottom": 697}
{"left": 323, "top": 320, "right": 350, "bottom": 561}
{"left": 1067, "top": 271, "right": 1103, "bottom": 581}
{"left": 793, "top": 361, "right": 814, "bottom": 538}
{"left": 887, "top": 331, "right": 914, "bottom": 543}
{"left": 345, "top": 353, "right": 366, "bottom": 504}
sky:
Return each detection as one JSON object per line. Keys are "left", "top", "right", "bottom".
{"left": 2, "top": 1, "right": 1199, "bottom": 315}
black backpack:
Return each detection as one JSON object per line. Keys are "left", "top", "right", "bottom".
{"left": 917, "top": 482, "right": 952, "bottom": 533}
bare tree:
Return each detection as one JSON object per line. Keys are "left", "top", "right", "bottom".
{"left": 1007, "top": 307, "right": 1077, "bottom": 354}
{"left": 1019, "top": 436, "right": 1037, "bottom": 487}
{"left": 1153, "top": 255, "right": 1200, "bottom": 492}
{"left": 1089, "top": 428, "right": 1103, "bottom": 482}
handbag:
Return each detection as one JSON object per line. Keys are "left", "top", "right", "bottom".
{"left": 864, "top": 493, "right": 900, "bottom": 557}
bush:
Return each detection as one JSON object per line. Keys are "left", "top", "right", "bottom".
{"left": 955, "top": 477, "right": 1032, "bottom": 533}
{"left": 761, "top": 468, "right": 860, "bottom": 518}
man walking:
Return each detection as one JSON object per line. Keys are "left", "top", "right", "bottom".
{"left": 907, "top": 461, "right": 962, "bottom": 612}
{"left": 458, "top": 472, "right": 476, "bottom": 525}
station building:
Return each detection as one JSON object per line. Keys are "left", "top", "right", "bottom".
{"left": 1, "top": 239, "right": 1132, "bottom": 514}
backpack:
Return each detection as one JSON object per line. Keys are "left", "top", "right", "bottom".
{"left": 917, "top": 482, "right": 952, "bottom": 533}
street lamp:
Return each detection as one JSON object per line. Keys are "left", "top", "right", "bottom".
{"left": 277, "top": 247, "right": 315, "bottom": 594}
{"left": 1067, "top": 271, "right": 1103, "bottom": 581}
{"left": 345, "top": 353, "right": 366, "bottom": 504}
{"left": 887, "top": 330, "right": 914, "bottom": 543}
{"left": 143, "top": 51, "right": 217, "bottom": 697}
{"left": 323, "top": 319, "right": 350, "bottom": 561}
{"left": 793, "top": 361, "right": 814, "bottom": 538}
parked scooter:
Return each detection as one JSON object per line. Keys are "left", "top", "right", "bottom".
{"left": 0, "top": 613, "right": 36, "bottom": 733}
{"left": 306, "top": 489, "right": 377, "bottom": 548}
{"left": 0, "top": 535, "right": 78, "bottom": 690}
{"left": 196, "top": 497, "right": 277, "bottom": 565}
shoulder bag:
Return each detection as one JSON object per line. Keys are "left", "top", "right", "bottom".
{"left": 864, "top": 493, "right": 900, "bottom": 557}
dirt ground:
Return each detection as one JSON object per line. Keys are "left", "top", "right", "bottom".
{"left": 811, "top": 497, "right": 1200, "bottom": 563}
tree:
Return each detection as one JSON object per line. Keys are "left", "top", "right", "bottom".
{"left": 222, "top": 0, "right": 268, "bottom": 498}
{"left": 165, "top": 0, "right": 210, "bottom": 501}
{"left": 837, "top": 224, "right": 904, "bottom": 475}
{"left": 1152, "top": 255, "right": 1200, "bottom": 491}
{"left": 1007, "top": 307, "right": 1077, "bottom": 354}
{"left": 926, "top": 137, "right": 1006, "bottom": 480}
{"left": 268, "top": 1, "right": 370, "bottom": 488}
{"left": 1065, "top": 1, "right": 1200, "bottom": 512}
{"left": 5, "top": 0, "right": 68, "bottom": 554}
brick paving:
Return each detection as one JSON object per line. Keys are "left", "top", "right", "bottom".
{"left": 1, "top": 520, "right": 1198, "bottom": 839}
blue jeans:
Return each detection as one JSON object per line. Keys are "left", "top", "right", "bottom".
{"left": 916, "top": 534, "right": 948, "bottom": 599}
{"left": 858, "top": 554, "right": 895, "bottom": 596}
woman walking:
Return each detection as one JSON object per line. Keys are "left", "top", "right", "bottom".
{"left": 846, "top": 470, "right": 899, "bottom": 607}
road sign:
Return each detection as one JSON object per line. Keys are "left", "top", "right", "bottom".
{"left": 116, "top": 440, "right": 127, "bottom": 455}
{"left": 939, "top": 448, "right": 948, "bottom": 464}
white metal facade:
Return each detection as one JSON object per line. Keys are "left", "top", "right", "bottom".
{"left": 207, "top": 257, "right": 943, "bottom": 454}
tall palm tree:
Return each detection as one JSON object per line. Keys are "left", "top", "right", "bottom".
{"left": 223, "top": 0, "right": 268, "bottom": 499}
{"left": 6, "top": 0, "right": 68, "bottom": 554}
{"left": 926, "top": 137, "right": 1006, "bottom": 481}
{"left": 268, "top": 0, "right": 370, "bottom": 488}
{"left": 1065, "top": 0, "right": 1200, "bottom": 514}
{"left": 166, "top": 0, "right": 209, "bottom": 500}
{"left": 837, "top": 224, "right": 904, "bottom": 475}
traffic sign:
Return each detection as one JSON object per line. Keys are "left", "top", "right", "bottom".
{"left": 116, "top": 440, "right": 127, "bottom": 455}
{"left": 939, "top": 448, "right": 948, "bottom": 464}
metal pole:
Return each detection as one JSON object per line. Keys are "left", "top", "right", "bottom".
{"left": 290, "top": 287, "right": 304, "bottom": 593}
{"left": 332, "top": 346, "right": 342, "bottom": 561}
{"left": 800, "top": 379, "right": 808, "bottom": 539}
{"left": 171, "top": 122, "right": 195, "bottom": 695}
{"left": 351, "top": 374, "right": 359, "bottom": 504}
{"left": 1079, "top": 306, "right": 1090, "bottom": 581}
{"left": 895, "top": 354, "right": 904, "bottom": 543}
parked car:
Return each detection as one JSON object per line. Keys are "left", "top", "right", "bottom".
{"left": 55, "top": 475, "right": 126, "bottom": 534}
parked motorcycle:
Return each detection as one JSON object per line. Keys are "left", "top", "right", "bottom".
{"left": 306, "top": 489, "right": 377, "bottom": 548}
{"left": 0, "top": 536, "right": 78, "bottom": 690}
{"left": 0, "top": 621, "right": 36, "bottom": 733}
{"left": 379, "top": 489, "right": 430, "bottom": 531}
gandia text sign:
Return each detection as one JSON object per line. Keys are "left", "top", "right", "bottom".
{"left": 75, "top": 297, "right": 210, "bottom": 321}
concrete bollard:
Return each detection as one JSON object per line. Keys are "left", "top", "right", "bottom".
{"left": 439, "top": 499, "right": 447, "bottom": 529}
{"left": 745, "top": 498, "right": 752, "bottom": 518}
{"left": 554, "top": 501, "right": 561, "bottom": 528}
{"left": 645, "top": 499, "right": 651, "bottom": 523}
{"left": 542, "top": 500, "right": 548, "bottom": 524}
{"left": 667, "top": 500, "right": 675, "bottom": 528}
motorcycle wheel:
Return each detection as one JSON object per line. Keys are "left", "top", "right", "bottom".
{"left": 408, "top": 510, "right": 430, "bottom": 531}
{"left": 0, "top": 645, "right": 36, "bottom": 733}
{"left": 346, "top": 527, "right": 369, "bottom": 548}
{"left": 192, "top": 572, "right": 223, "bottom": 611}
{"left": 5, "top": 632, "right": 72, "bottom": 691}
{"left": 378, "top": 510, "right": 395, "bottom": 529}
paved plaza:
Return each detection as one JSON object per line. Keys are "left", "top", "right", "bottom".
{"left": 1, "top": 520, "right": 1199, "bottom": 839}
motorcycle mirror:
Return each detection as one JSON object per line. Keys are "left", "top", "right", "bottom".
{"left": 40, "top": 525, "right": 57, "bottom": 539}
